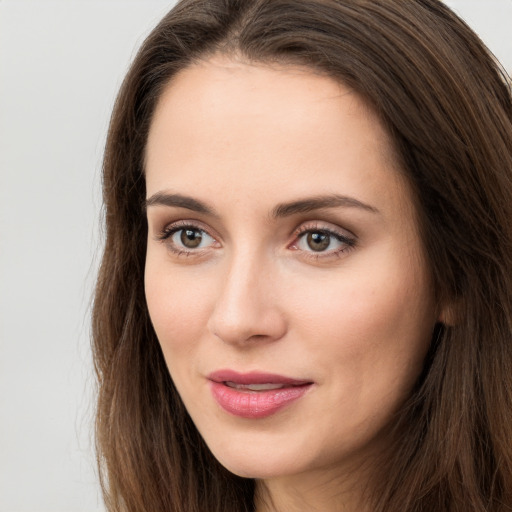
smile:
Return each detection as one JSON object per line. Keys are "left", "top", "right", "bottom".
{"left": 224, "top": 382, "right": 288, "bottom": 391}
{"left": 207, "top": 370, "right": 314, "bottom": 419}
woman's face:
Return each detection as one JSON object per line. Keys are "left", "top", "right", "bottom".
{"left": 144, "top": 57, "right": 439, "bottom": 483}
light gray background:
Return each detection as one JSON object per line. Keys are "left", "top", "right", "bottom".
{"left": 0, "top": 1, "right": 510, "bottom": 511}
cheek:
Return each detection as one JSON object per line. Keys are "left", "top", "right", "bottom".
{"left": 144, "top": 261, "right": 214, "bottom": 356}
{"left": 292, "top": 270, "right": 434, "bottom": 449}
{"left": 288, "top": 256, "right": 435, "bottom": 389}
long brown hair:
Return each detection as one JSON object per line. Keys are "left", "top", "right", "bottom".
{"left": 92, "top": 1, "right": 512, "bottom": 510}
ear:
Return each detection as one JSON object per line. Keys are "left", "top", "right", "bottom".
{"left": 437, "top": 301, "right": 458, "bottom": 327}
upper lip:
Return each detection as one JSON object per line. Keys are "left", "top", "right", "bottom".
{"left": 207, "top": 369, "right": 312, "bottom": 386}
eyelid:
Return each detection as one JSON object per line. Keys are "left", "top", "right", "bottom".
{"left": 289, "top": 221, "right": 357, "bottom": 258}
{"left": 155, "top": 219, "right": 221, "bottom": 255}
{"left": 155, "top": 219, "right": 218, "bottom": 240}
{"left": 293, "top": 220, "right": 355, "bottom": 238}
{"left": 152, "top": 218, "right": 356, "bottom": 260}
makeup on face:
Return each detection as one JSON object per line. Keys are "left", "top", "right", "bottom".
{"left": 208, "top": 370, "right": 314, "bottom": 419}
{"left": 144, "top": 56, "right": 438, "bottom": 488}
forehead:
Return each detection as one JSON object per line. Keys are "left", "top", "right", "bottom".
{"left": 145, "top": 56, "right": 410, "bottom": 220}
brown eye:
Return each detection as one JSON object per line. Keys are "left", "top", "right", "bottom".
{"left": 294, "top": 226, "right": 355, "bottom": 257}
{"left": 180, "top": 228, "right": 203, "bottom": 248}
{"left": 165, "top": 226, "right": 216, "bottom": 252}
{"left": 306, "top": 232, "right": 331, "bottom": 252}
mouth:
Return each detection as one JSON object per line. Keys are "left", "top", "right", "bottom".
{"left": 224, "top": 382, "right": 294, "bottom": 391}
{"left": 207, "top": 370, "right": 314, "bottom": 419}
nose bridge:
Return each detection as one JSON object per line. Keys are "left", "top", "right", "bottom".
{"left": 207, "top": 245, "right": 286, "bottom": 345}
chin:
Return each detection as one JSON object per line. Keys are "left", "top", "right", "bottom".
{"left": 216, "top": 456, "right": 293, "bottom": 480}
{"left": 204, "top": 435, "right": 314, "bottom": 480}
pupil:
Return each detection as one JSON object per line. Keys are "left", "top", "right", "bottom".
{"left": 181, "top": 229, "right": 202, "bottom": 248}
{"left": 307, "top": 232, "right": 330, "bottom": 251}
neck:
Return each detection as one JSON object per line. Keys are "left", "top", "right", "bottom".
{"left": 254, "top": 465, "right": 373, "bottom": 512}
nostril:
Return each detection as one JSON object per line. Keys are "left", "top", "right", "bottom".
{"left": 208, "top": 313, "right": 287, "bottom": 346}
{"left": 206, "top": 265, "right": 287, "bottom": 345}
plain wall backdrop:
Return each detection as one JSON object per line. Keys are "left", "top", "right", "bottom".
{"left": 0, "top": 1, "right": 510, "bottom": 511}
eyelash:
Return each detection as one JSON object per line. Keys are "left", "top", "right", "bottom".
{"left": 290, "top": 223, "right": 356, "bottom": 260}
{"left": 156, "top": 220, "right": 218, "bottom": 257}
{"left": 156, "top": 220, "right": 357, "bottom": 260}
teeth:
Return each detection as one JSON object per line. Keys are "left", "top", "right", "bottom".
{"left": 225, "top": 381, "right": 286, "bottom": 391}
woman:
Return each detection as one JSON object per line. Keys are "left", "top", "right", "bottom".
{"left": 92, "top": 1, "right": 512, "bottom": 511}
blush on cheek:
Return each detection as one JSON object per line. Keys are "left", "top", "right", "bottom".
{"left": 145, "top": 274, "right": 212, "bottom": 350}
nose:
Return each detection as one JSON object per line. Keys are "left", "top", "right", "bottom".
{"left": 207, "top": 251, "right": 287, "bottom": 346}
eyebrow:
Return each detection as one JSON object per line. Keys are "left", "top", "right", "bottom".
{"left": 271, "top": 194, "right": 379, "bottom": 217}
{"left": 145, "top": 192, "right": 216, "bottom": 216}
{"left": 145, "top": 192, "right": 379, "bottom": 217}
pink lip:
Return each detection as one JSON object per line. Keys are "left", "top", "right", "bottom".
{"left": 207, "top": 370, "right": 313, "bottom": 419}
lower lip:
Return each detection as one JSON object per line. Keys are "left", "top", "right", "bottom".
{"left": 209, "top": 381, "right": 312, "bottom": 419}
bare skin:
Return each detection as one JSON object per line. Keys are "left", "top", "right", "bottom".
{"left": 144, "top": 56, "right": 441, "bottom": 511}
